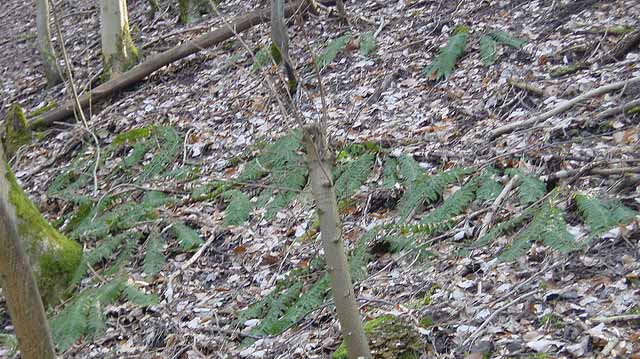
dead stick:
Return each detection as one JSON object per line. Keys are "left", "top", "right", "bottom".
{"left": 489, "top": 76, "right": 640, "bottom": 139}
{"left": 477, "top": 175, "right": 518, "bottom": 239}
{"left": 594, "top": 98, "right": 640, "bottom": 121}
{"left": 544, "top": 166, "right": 640, "bottom": 181}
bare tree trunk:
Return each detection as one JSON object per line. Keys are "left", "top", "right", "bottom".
{"left": 270, "top": 0, "right": 297, "bottom": 92}
{"left": 100, "top": 0, "right": 139, "bottom": 79}
{"left": 35, "top": 0, "right": 62, "bottom": 87}
{"left": 0, "top": 142, "right": 56, "bottom": 359}
{"left": 302, "top": 124, "right": 371, "bottom": 359}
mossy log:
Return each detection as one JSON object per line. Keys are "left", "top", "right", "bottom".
{"left": 3, "top": 105, "right": 32, "bottom": 158}
{"left": 0, "top": 144, "right": 82, "bottom": 307}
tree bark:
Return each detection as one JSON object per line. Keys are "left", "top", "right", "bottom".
{"left": 31, "top": 0, "right": 308, "bottom": 130}
{"left": 271, "top": 0, "right": 297, "bottom": 91}
{"left": 0, "top": 142, "right": 56, "bottom": 359}
{"left": 303, "top": 124, "right": 371, "bottom": 359}
{"left": 100, "top": 0, "right": 139, "bottom": 79}
{"left": 1, "top": 109, "right": 82, "bottom": 306}
{"left": 335, "top": 0, "right": 346, "bottom": 19}
{"left": 35, "top": 0, "right": 62, "bottom": 87}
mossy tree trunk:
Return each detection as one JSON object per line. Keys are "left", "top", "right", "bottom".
{"left": 100, "top": 0, "right": 139, "bottom": 79}
{"left": 35, "top": 0, "right": 62, "bottom": 87}
{"left": 303, "top": 124, "right": 371, "bottom": 359}
{"left": 178, "top": 0, "right": 215, "bottom": 24}
{"left": 0, "top": 135, "right": 82, "bottom": 307}
{"left": 0, "top": 142, "right": 57, "bottom": 359}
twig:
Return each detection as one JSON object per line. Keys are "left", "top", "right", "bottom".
{"left": 181, "top": 231, "right": 217, "bottom": 270}
{"left": 507, "top": 77, "right": 546, "bottom": 97}
{"left": 544, "top": 166, "right": 640, "bottom": 182}
{"left": 477, "top": 175, "right": 518, "bottom": 239}
{"left": 463, "top": 288, "right": 541, "bottom": 347}
{"left": 593, "top": 98, "right": 640, "bottom": 122}
{"left": 489, "top": 76, "right": 640, "bottom": 139}
{"left": 592, "top": 314, "right": 640, "bottom": 324}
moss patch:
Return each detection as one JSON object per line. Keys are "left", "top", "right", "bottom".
{"left": 4, "top": 164, "right": 82, "bottom": 306}
{"left": 332, "top": 315, "right": 423, "bottom": 359}
{"left": 3, "top": 105, "right": 32, "bottom": 158}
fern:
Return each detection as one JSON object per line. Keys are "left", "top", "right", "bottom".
{"left": 143, "top": 230, "right": 165, "bottom": 275}
{"left": 479, "top": 35, "right": 498, "bottom": 66}
{"left": 238, "top": 158, "right": 268, "bottom": 182}
{"left": 350, "top": 227, "right": 378, "bottom": 281}
{"left": 474, "top": 209, "right": 533, "bottom": 248}
{"left": 252, "top": 46, "right": 273, "bottom": 72}
{"left": 334, "top": 153, "right": 375, "bottom": 199}
{"left": 224, "top": 190, "right": 252, "bottom": 225}
{"left": 359, "top": 32, "right": 377, "bottom": 56}
{"left": 476, "top": 169, "right": 502, "bottom": 202}
{"left": 398, "top": 154, "right": 422, "bottom": 183}
{"left": 124, "top": 285, "right": 159, "bottom": 306}
{"left": 137, "top": 126, "right": 181, "bottom": 183}
{"left": 507, "top": 169, "right": 546, "bottom": 205}
{"left": 317, "top": 33, "right": 352, "bottom": 68}
{"left": 51, "top": 292, "right": 93, "bottom": 351}
{"left": 499, "top": 202, "right": 575, "bottom": 261}
{"left": 173, "top": 222, "right": 204, "bottom": 251}
{"left": 489, "top": 30, "right": 526, "bottom": 49}
{"left": 382, "top": 157, "right": 399, "bottom": 188}
{"left": 575, "top": 195, "right": 637, "bottom": 238}
{"left": 398, "top": 168, "right": 471, "bottom": 222}
{"left": 423, "top": 26, "right": 469, "bottom": 80}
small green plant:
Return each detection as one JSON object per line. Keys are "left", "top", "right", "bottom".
{"left": 424, "top": 26, "right": 469, "bottom": 80}
{"left": 317, "top": 33, "right": 352, "bottom": 69}
{"left": 359, "top": 32, "right": 377, "bottom": 56}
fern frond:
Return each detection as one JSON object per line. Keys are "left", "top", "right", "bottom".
{"left": 143, "top": 230, "right": 165, "bottom": 275}
{"left": 238, "top": 158, "right": 268, "bottom": 182}
{"left": 334, "top": 153, "right": 375, "bottom": 199}
{"left": 51, "top": 293, "right": 93, "bottom": 351}
{"left": 280, "top": 275, "right": 330, "bottom": 327}
{"left": 382, "top": 157, "right": 399, "bottom": 188}
{"left": 224, "top": 190, "right": 252, "bottom": 225}
{"left": 506, "top": 169, "right": 546, "bottom": 205}
{"left": 398, "top": 167, "right": 471, "bottom": 222}
{"left": 476, "top": 169, "right": 503, "bottom": 202}
{"left": 349, "top": 227, "right": 378, "bottom": 281}
{"left": 576, "top": 195, "right": 637, "bottom": 237}
{"left": 489, "top": 30, "right": 527, "bottom": 48}
{"left": 398, "top": 154, "right": 422, "bottom": 183}
{"left": 173, "top": 222, "right": 204, "bottom": 251}
{"left": 359, "top": 32, "right": 377, "bottom": 56}
{"left": 480, "top": 35, "right": 498, "bottom": 66}
{"left": 317, "top": 33, "right": 352, "bottom": 68}
{"left": 423, "top": 27, "right": 469, "bottom": 80}
{"left": 137, "top": 126, "right": 181, "bottom": 183}
{"left": 475, "top": 209, "right": 533, "bottom": 248}
{"left": 419, "top": 177, "right": 479, "bottom": 226}
{"left": 124, "top": 285, "right": 159, "bottom": 306}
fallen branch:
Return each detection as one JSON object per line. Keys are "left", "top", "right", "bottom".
{"left": 477, "top": 175, "right": 518, "bottom": 239}
{"left": 507, "top": 77, "right": 547, "bottom": 97}
{"left": 594, "top": 98, "right": 640, "bottom": 122}
{"left": 599, "top": 28, "right": 640, "bottom": 64}
{"left": 30, "top": 1, "right": 308, "bottom": 130}
{"left": 543, "top": 166, "right": 640, "bottom": 182}
{"left": 592, "top": 314, "right": 640, "bottom": 324}
{"left": 489, "top": 76, "right": 640, "bottom": 139}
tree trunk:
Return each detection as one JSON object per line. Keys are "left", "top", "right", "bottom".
{"left": 30, "top": 0, "right": 308, "bottom": 129}
{"left": 100, "top": 0, "right": 139, "bottom": 79}
{"left": 302, "top": 124, "right": 371, "bottom": 359}
{"left": 0, "top": 142, "right": 56, "bottom": 359}
{"left": 270, "top": 0, "right": 297, "bottom": 93}
{"left": 35, "top": 0, "right": 62, "bottom": 87}
{"left": 1, "top": 109, "right": 82, "bottom": 306}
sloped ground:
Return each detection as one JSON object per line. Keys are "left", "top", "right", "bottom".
{"left": 1, "top": 0, "right": 639, "bottom": 358}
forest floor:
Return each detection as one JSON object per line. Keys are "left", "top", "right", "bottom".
{"left": 1, "top": 0, "right": 639, "bottom": 358}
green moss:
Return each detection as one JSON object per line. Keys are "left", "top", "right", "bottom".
{"left": 540, "top": 313, "right": 563, "bottom": 329}
{"left": 3, "top": 105, "right": 32, "bottom": 157}
{"left": 27, "top": 101, "right": 57, "bottom": 118}
{"left": 5, "top": 164, "right": 82, "bottom": 306}
{"left": 178, "top": 0, "right": 189, "bottom": 24}
{"left": 113, "top": 126, "right": 153, "bottom": 145}
{"left": 333, "top": 315, "right": 422, "bottom": 359}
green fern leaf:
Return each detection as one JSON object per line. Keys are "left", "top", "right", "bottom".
{"left": 480, "top": 35, "right": 498, "bottom": 66}
{"left": 334, "top": 153, "right": 375, "bottom": 199}
{"left": 137, "top": 126, "right": 181, "bottom": 183}
{"left": 224, "top": 190, "right": 252, "bottom": 225}
{"left": 238, "top": 158, "right": 268, "bottom": 181}
{"left": 476, "top": 170, "right": 503, "bottom": 202}
{"left": 124, "top": 285, "right": 159, "bottom": 306}
{"left": 317, "top": 33, "right": 352, "bottom": 68}
{"left": 359, "top": 32, "right": 377, "bottom": 56}
{"left": 173, "top": 222, "right": 204, "bottom": 251}
{"left": 423, "top": 28, "right": 469, "bottom": 80}
{"left": 398, "top": 168, "right": 470, "bottom": 222}
{"left": 143, "top": 230, "right": 165, "bottom": 275}
{"left": 349, "top": 228, "right": 377, "bottom": 281}
{"left": 505, "top": 169, "right": 546, "bottom": 205}
{"left": 398, "top": 154, "right": 422, "bottom": 183}
{"left": 51, "top": 293, "right": 93, "bottom": 351}
{"left": 489, "top": 30, "right": 527, "bottom": 49}
{"left": 86, "top": 301, "right": 106, "bottom": 339}
{"left": 576, "top": 195, "right": 637, "bottom": 237}
{"left": 382, "top": 157, "right": 399, "bottom": 188}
